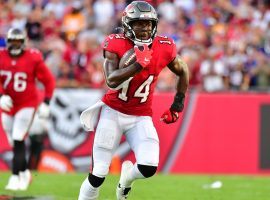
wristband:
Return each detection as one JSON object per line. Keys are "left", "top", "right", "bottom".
{"left": 170, "top": 92, "right": 185, "bottom": 112}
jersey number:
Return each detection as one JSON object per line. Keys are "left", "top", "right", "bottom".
{"left": 0, "top": 70, "right": 27, "bottom": 92}
{"left": 159, "top": 35, "right": 172, "bottom": 45}
{"left": 118, "top": 75, "right": 154, "bottom": 103}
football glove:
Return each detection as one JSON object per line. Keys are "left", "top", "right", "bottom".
{"left": 37, "top": 102, "right": 50, "bottom": 118}
{"left": 0, "top": 95, "right": 13, "bottom": 112}
{"left": 161, "top": 92, "right": 185, "bottom": 124}
{"left": 160, "top": 109, "right": 179, "bottom": 124}
{"left": 134, "top": 44, "right": 153, "bottom": 68}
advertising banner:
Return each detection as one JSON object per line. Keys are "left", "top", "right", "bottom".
{"left": 0, "top": 90, "right": 270, "bottom": 174}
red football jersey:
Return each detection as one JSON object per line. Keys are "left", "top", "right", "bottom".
{"left": 102, "top": 34, "right": 176, "bottom": 116}
{"left": 0, "top": 48, "right": 55, "bottom": 114}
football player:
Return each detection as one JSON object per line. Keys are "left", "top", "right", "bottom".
{"left": 0, "top": 28, "right": 55, "bottom": 191}
{"left": 78, "top": 1, "right": 189, "bottom": 200}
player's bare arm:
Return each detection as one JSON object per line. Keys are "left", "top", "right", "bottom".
{"left": 167, "top": 55, "right": 189, "bottom": 94}
{"left": 103, "top": 50, "right": 142, "bottom": 88}
{"left": 161, "top": 55, "right": 189, "bottom": 124}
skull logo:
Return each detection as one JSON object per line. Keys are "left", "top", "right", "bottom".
{"left": 48, "top": 89, "right": 104, "bottom": 153}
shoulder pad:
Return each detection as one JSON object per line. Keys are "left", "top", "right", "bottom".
{"left": 29, "top": 48, "right": 41, "bottom": 55}
{"left": 103, "top": 34, "right": 127, "bottom": 47}
{"left": 28, "top": 48, "right": 43, "bottom": 60}
{"left": 154, "top": 35, "right": 176, "bottom": 64}
{"left": 155, "top": 35, "right": 175, "bottom": 45}
{"left": 103, "top": 34, "right": 127, "bottom": 53}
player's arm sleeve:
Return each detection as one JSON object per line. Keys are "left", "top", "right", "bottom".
{"left": 35, "top": 58, "right": 56, "bottom": 102}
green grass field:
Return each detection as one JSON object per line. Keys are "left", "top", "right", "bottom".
{"left": 1, "top": 172, "right": 270, "bottom": 200}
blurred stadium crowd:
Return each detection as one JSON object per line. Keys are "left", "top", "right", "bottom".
{"left": 0, "top": 0, "right": 270, "bottom": 92}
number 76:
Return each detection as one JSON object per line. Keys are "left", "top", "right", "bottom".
{"left": 0, "top": 70, "right": 27, "bottom": 92}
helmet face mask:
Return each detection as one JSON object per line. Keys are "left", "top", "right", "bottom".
{"left": 122, "top": 1, "right": 158, "bottom": 46}
{"left": 6, "top": 28, "right": 26, "bottom": 57}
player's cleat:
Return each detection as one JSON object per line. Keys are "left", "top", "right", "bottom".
{"left": 116, "top": 160, "right": 133, "bottom": 200}
{"left": 19, "top": 169, "right": 32, "bottom": 190}
{"left": 5, "top": 175, "right": 20, "bottom": 191}
{"left": 116, "top": 184, "right": 131, "bottom": 200}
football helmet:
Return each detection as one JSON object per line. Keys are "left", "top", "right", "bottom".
{"left": 6, "top": 28, "right": 26, "bottom": 56}
{"left": 122, "top": 1, "right": 158, "bottom": 46}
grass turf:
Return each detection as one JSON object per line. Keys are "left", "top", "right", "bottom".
{"left": 0, "top": 172, "right": 270, "bottom": 200}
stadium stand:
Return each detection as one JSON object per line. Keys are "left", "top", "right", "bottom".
{"left": 0, "top": 0, "right": 269, "bottom": 91}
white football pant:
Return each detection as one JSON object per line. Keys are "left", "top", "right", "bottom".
{"left": 92, "top": 105, "right": 160, "bottom": 178}
{"left": 2, "top": 107, "right": 35, "bottom": 146}
{"left": 28, "top": 113, "right": 48, "bottom": 136}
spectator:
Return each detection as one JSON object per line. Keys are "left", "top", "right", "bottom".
{"left": 0, "top": 0, "right": 270, "bottom": 91}
{"left": 10, "top": 10, "right": 27, "bottom": 30}
{"left": 250, "top": 52, "right": 270, "bottom": 90}
{"left": 0, "top": 8, "right": 11, "bottom": 47}
{"left": 200, "top": 50, "right": 228, "bottom": 92}
{"left": 44, "top": 35, "right": 66, "bottom": 77}
{"left": 61, "top": 0, "right": 86, "bottom": 41}
{"left": 25, "top": 6, "right": 43, "bottom": 45}
{"left": 87, "top": 55, "right": 106, "bottom": 89}
{"left": 42, "top": 10, "right": 62, "bottom": 37}
{"left": 93, "top": 0, "right": 115, "bottom": 33}
{"left": 12, "top": 0, "right": 31, "bottom": 18}
{"left": 157, "top": 0, "right": 178, "bottom": 23}
{"left": 174, "top": 0, "right": 195, "bottom": 12}
{"left": 222, "top": 46, "right": 250, "bottom": 91}
{"left": 44, "top": 0, "right": 66, "bottom": 20}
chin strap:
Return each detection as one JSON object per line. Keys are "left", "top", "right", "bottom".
{"left": 134, "top": 38, "right": 153, "bottom": 46}
{"left": 9, "top": 49, "right": 23, "bottom": 56}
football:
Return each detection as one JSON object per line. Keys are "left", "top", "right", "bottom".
{"left": 118, "top": 48, "right": 136, "bottom": 69}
